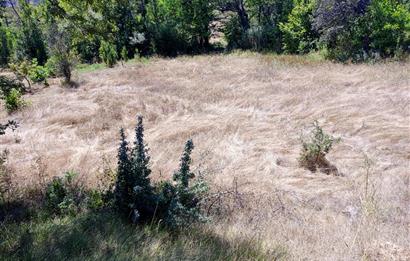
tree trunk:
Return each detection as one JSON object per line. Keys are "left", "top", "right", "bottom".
{"left": 235, "top": 0, "right": 250, "bottom": 31}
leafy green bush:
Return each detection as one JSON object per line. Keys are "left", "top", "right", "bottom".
{"left": 46, "top": 23, "right": 77, "bottom": 84}
{"left": 28, "top": 59, "right": 49, "bottom": 85}
{"left": 45, "top": 171, "right": 82, "bottom": 216}
{"left": 99, "top": 41, "right": 118, "bottom": 68}
{"left": 5, "top": 88, "right": 27, "bottom": 113}
{"left": 299, "top": 121, "right": 340, "bottom": 174}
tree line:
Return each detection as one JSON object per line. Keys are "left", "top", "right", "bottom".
{"left": 0, "top": 0, "right": 408, "bottom": 75}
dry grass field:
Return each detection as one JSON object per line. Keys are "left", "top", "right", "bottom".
{"left": 1, "top": 53, "right": 409, "bottom": 260}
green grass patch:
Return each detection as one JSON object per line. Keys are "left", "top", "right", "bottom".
{"left": 76, "top": 63, "right": 106, "bottom": 73}
{"left": 0, "top": 211, "right": 286, "bottom": 260}
{"left": 75, "top": 57, "right": 151, "bottom": 74}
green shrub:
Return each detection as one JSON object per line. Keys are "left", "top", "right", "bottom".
{"left": 299, "top": 121, "right": 340, "bottom": 174}
{"left": 99, "top": 41, "right": 118, "bottom": 68}
{"left": 114, "top": 116, "right": 155, "bottom": 222}
{"left": 114, "top": 116, "right": 208, "bottom": 228}
{"left": 28, "top": 59, "right": 50, "bottom": 85}
{"left": 164, "top": 139, "right": 209, "bottom": 228}
{"left": 5, "top": 88, "right": 27, "bottom": 113}
{"left": 46, "top": 23, "right": 77, "bottom": 84}
{"left": 86, "top": 189, "right": 105, "bottom": 211}
{"left": 45, "top": 171, "right": 82, "bottom": 216}
{"left": 9, "top": 59, "right": 50, "bottom": 89}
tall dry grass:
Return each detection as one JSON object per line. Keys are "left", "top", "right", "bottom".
{"left": 0, "top": 53, "right": 409, "bottom": 260}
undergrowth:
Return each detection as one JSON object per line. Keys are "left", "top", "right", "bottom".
{"left": 0, "top": 210, "right": 283, "bottom": 260}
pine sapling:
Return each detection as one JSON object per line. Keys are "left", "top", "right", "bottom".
{"left": 129, "top": 116, "right": 155, "bottom": 221}
{"left": 114, "top": 128, "right": 131, "bottom": 212}
{"left": 173, "top": 139, "right": 195, "bottom": 189}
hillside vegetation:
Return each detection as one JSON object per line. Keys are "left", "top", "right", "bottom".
{"left": 1, "top": 53, "right": 409, "bottom": 260}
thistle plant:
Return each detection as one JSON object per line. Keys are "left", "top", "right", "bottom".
{"left": 299, "top": 121, "right": 340, "bottom": 174}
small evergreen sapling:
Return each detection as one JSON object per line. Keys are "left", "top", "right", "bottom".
{"left": 130, "top": 116, "right": 155, "bottom": 221}
{"left": 114, "top": 128, "right": 131, "bottom": 212}
{"left": 165, "top": 139, "right": 208, "bottom": 228}
{"left": 114, "top": 117, "right": 155, "bottom": 222}
{"left": 113, "top": 117, "right": 208, "bottom": 228}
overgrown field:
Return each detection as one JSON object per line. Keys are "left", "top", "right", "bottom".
{"left": 1, "top": 53, "right": 409, "bottom": 260}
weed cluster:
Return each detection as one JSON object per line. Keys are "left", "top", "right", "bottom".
{"left": 299, "top": 121, "right": 340, "bottom": 175}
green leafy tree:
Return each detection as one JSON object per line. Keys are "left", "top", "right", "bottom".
{"left": 280, "top": 0, "right": 318, "bottom": 54}
{"left": 315, "top": 0, "right": 409, "bottom": 61}
{"left": 223, "top": 0, "right": 294, "bottom": 51}
{"left": 0, "top": 26, "right": 11, "bottom": 67}
{"left": 15, "top": 1, "right": 48, "bottom": 65}
{"left": 246, "top": 0, "right": 294, "bottom": 51}
{"left": 365, "top": 0, "right": 410, "bottom": 57}
{"left": 147, "top": 0, "right": 214, "bottom": 55}
{"left": 46, "top": 22, "right": 77, "bottom": 84}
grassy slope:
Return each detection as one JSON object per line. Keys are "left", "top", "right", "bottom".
{"left": 0, "top": 211, "right": 284, "bottom": 260}
{"left": 0, "top": 53, "right": 409, "bottom": 260}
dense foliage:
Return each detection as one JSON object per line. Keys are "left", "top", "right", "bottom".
{"left": 0, "top": 0, "right": 408, "bottom": 68}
